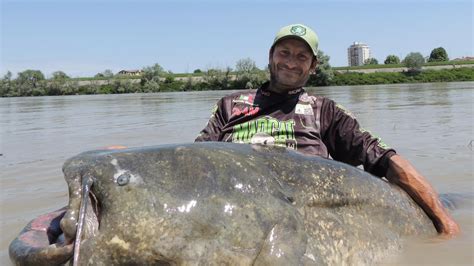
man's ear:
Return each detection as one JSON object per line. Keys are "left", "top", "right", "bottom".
{"left": 310, "top": 57, "right": 318, "bottom": 74}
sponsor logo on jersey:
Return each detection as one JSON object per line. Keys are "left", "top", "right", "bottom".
{"left": 298, "top": 93, "right": 317, "bottom": 104}
{"left": 232, "top": 94, "right": 256, "bottom": 106}
{"left": 295, "top": 103, "right": 314, "bottom": 116}
{"left": 232, "top": 106, "right": 260, "bottom": 117}
{"left": 232, "top": 117, "right": 297, "bottom": 149}
{"left": 288, "top": 88, "right": 303, "bottom": 95}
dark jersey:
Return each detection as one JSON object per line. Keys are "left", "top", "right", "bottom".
{"left": 195, "top": 82, "right": 396, "bottom": 177}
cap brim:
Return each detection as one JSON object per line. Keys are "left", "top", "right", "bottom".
{"left": 272, "top": 35, "right": 317, "bottom": 57}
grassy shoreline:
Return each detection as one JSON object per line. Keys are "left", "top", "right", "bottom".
{"left": 2, "top": 64, "right": 473, "bottom": 97}
{"left": 66, "top": 61, "right": 474, "bottom": 82}
{"left": 332, "top": 60, "right": 474, "bottom": 71}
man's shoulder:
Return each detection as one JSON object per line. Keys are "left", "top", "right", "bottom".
{"left": 306, "top": 95, "right": 345, "bottom": 111}
{"left": 315, "top": 96, "right": 357, "bottom": 120}
{"left": 304, "top": 95, "right": 357, "bottom": 120}
{"left": 226, "top": 89, "right": 257, "bottom": 98}
{"left": 299, "top": 91, "right": 333, "bottom": 107}
{"left": 220, "top": 81, "right": 270, "bottom": 101}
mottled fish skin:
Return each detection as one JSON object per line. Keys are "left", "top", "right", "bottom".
{"left": 61, "top": 142, "right": 437, "bottom": 265}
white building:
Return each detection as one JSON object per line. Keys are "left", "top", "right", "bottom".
{"left": 347, "top": 42, "right": 371, "bottom": 66}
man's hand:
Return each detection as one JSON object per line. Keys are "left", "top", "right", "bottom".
{"left": 386, "top": 154, "right": 460, "bottom": 237}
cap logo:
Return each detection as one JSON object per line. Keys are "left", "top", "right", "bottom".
{"left": 290, "top": 25, "right": 306, "bottom": 36}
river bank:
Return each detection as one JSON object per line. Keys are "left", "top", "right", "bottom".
{"left": 1, "top": 66, "right": 473, "bottom": 97}
{"left": 335, "top": 63, "right": 474, "bottom": 73}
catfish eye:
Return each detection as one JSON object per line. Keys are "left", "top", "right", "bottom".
{"left": 117, "top": 173, "right": 130, "bottom": 186}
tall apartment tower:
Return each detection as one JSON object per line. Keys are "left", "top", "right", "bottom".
{"left": 347, "top": 42, "right": 371, "bottom": 66}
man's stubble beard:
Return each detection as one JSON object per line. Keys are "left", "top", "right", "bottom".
{"left": 268, "top": 63, "right": 310, "bottom": 92}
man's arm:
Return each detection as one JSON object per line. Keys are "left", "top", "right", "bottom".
{"left": 386, "top": 154, "right": 460, "bottom": 236}
{"left": 195, "top": 99, "right": 227, "bottom": 142}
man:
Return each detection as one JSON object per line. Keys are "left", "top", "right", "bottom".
{"left": 195, "top": 23, "right": 459, "bottom": 236}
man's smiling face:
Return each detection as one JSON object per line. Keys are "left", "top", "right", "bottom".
{"left": 268, "top": 38, "right": 317, "bottom": 93}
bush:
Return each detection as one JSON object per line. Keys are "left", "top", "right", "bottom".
{"left": 403, "top": 52, "right": 425, "bottom": 72}
{"left": 428, "top": 47, "right": 449, "bottom": 62}
{"left": 384, "top": 55, "right": 400, "bottom": 65}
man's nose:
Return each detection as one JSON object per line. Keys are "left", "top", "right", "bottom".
{"left": 284, "top": 55, "right": 298, "bottom": 68}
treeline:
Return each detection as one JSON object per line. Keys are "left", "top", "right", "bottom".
{"left": 0, "top": 62, "right": 270, "bottom": 97}
{"left": 361, "top": 47, "right": 452, "bottom": 67}
{"left": 2, "top": 67, "right": 472, "bottom": 97}
{"left": 0, "top": 53, "right": 333, "bottom": 97}
{"left": 1, "top": 50, "right": 473, "bottom": 97}
{"left": 331, "top": 68, "right": 474, "bottom": 86}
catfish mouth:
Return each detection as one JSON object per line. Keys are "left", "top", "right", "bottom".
{"left": 88, "top": 190, "right": 102, "bottom": 229}
{"left": 70, "top": 176, "right": 101, "bottom": 266}
{"left": 77, "top": 185, "right": 102, "bottom": 241}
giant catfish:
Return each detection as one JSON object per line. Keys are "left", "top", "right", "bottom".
{"left": 10, "top": 142, "right": 437, "bottom": 265}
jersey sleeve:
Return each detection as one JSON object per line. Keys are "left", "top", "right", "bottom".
{"left": 320, "top": 99, "right": 396, "bottom": 177}
{"left": 195, "top": 98, "right": 228, "bottom": 142}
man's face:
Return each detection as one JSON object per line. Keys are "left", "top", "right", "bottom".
{"left": 269, "top": 38, "right": 317, "bottom": 92}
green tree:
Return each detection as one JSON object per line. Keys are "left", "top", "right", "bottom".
{"left": 235, "top": 58, "right": 258, "bottom": 74}
{"left": 193, "top": 69, "right": 202, "bottom": 74}
{"left": 428, "top": 47, "right": 449, "bottom": 62}
{"left": 308, "top": 50, "right": 333, "bottom": 86}
{"left": 46, "top": 71, "right": 70, "bottom": 95}
{"left": 384, "top": 55, "right": 400, "bottom": 65}
{"left": 182, "top": 76, "right": 195, "bottom": 91}
{"left": 163, "top": 74, "right": 175, "bottom": 84}
{"left": 203, "top": 67, "right": 233, "bottom": 90}
{"left": 0, "top": 71, "right": 13, "bottom": 96}
{"left": 364, "top": 58, "right": 379, "bottom": 65}
{"left": 60, "top": 82, "right": 77, "bottom": 95}
{"left": 3, "top": 71, "right": 12, "bottom": 81}
{"left": 403, "top": 52, "right": 425, "bottom": 72}
{"left": 142, "top": 79, "right": 160, "bottom": 92}
{"left": 103, "top": 69, "right": 114, "bottom": 78}
{"left": 17, "top": 70, "right": 45, "bottom": 85}
{"left": 234, "top": 58, "right": 265, "bottom": 89}
{"left": 51, "top": 71, "right": 70, "bottom": 80}
{"left": 14, "top": 70, "right": 45, "bottom": 95}
{"left": 142, "top": 64, "right": 166, "bottom": 81}
{"left": 141, "top": 63, "right": 168, "bottom": 91}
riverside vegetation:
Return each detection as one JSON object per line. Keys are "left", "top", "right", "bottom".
{"left": 1, "top": 48, "right": 473, "bottom": 97}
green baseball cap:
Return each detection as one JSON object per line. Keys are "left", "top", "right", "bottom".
{"left": 272, "top": 24, "right": 319, "bottom": 56}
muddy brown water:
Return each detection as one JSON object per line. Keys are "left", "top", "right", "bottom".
{"left": 1, "top": 82, "right": 473, "bottom": 265}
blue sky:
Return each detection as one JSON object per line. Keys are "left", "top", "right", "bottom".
{"left": 1, "top": 0, "right": 473, "bottom": 78}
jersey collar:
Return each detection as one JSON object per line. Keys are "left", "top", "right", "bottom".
{"left": 260, "top": 81, "right": 304, "bottom": 97}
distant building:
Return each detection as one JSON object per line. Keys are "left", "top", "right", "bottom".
{"left": 347, "top": 42, "right": 371, "bottom": 66}
{"left": 117, "top": 69, "right": 143, "bottom": 76}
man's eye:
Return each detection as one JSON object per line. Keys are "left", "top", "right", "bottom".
{"left": 298, "top": 55, "right": 309, "bottom": 61}
{"left": 280, "top": 50, "right": 290, "bottom": 56}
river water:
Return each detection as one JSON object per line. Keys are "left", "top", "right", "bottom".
{"left": 1, "top": 82, "right": 473, "bottom": 265}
